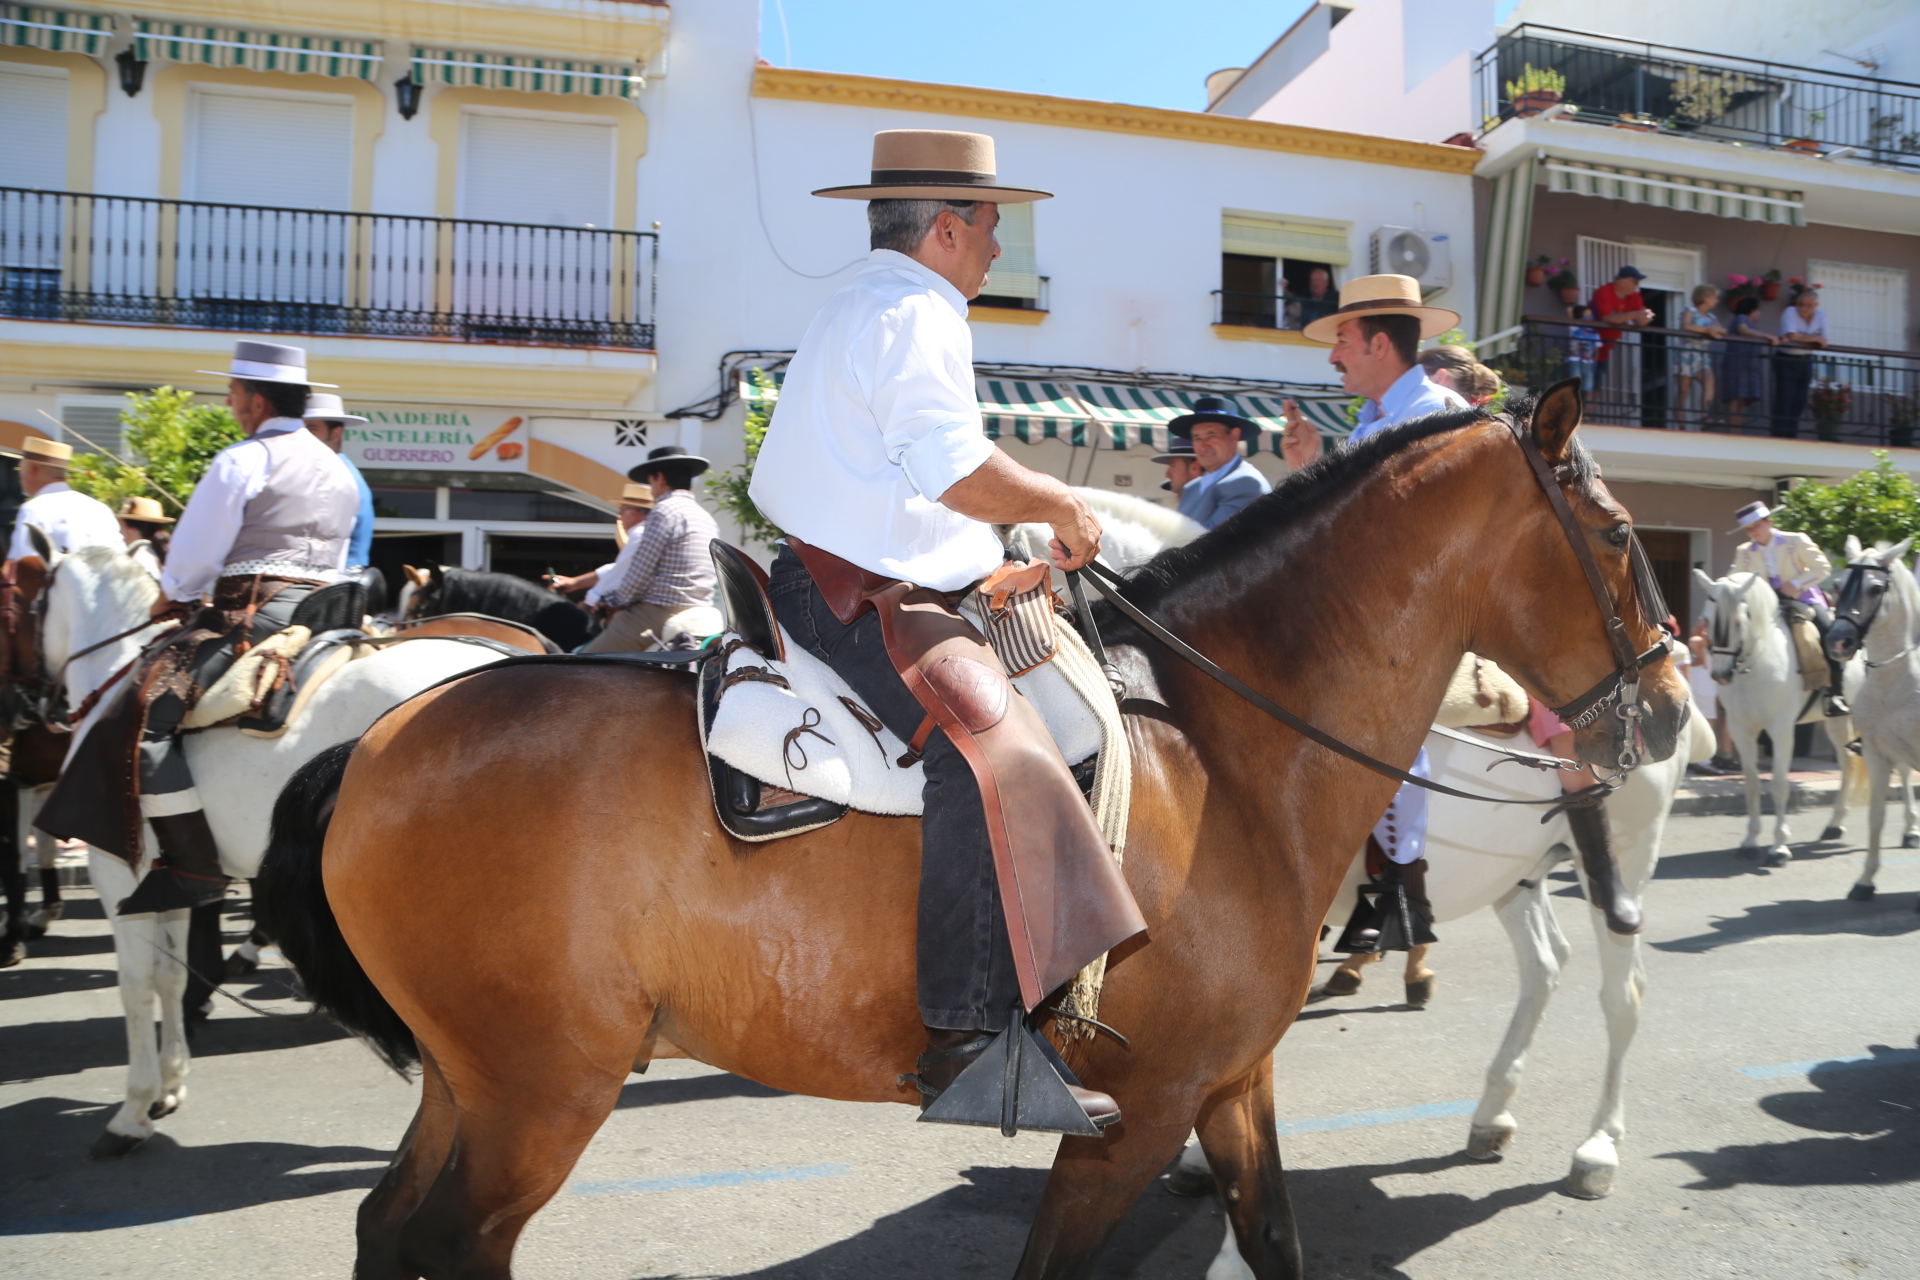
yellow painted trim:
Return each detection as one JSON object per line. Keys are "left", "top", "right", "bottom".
{"left": 125, "top": 0, "right": 666, "bottom": 63}
{"left": 754, "top": 68, "right": 1480, "bottom": 176}
{"left": 529, "top": 438, "right": 627, "bottom": 506}
{"left": 150, "top": 63, "right": 387, "bottom": 207}
{"left": 969, "top": 306, "right": 1048, "bottom": 326}
{"left": 428, "top": 88, "right": 648, "bottom": 227}
{"left": 0, "top": 336, "right": 652, "bottom": 408}
{"left": 1212, "top": 324, "right": 1323, "bottom": 346}
{"left": 0, "top": 46, "right": 106, "bottom": 192}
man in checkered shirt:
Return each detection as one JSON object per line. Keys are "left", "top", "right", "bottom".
{"left": 581, "top": 446, "right": 723, "bottom": 651}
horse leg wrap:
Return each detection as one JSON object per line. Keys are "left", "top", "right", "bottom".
{"left": 1566, "top": 802, "right": 1643, "bottom": 935}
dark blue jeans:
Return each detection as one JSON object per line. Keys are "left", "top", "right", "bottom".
{"left": 766, "top": 548, "right": 1018, "bottom": 1033}
{"left": 1771, "top": 355, "right": 1814, "bottom": 437}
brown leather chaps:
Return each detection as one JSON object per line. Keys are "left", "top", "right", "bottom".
{"left": 788, "top": 538, "right": 1145, "bottom": 1011}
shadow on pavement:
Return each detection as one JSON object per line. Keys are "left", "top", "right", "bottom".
{"left": 1662, "top": 1042, "right": 1920, "bottom": 1189}
{"left": 1649, "top": 841, "right": 1864, "bottom": 882}
{"left": 0, "top": 1094, "right": 388, "bottom": 1236}
{"left": 627, "top": 1153, "right": 1559, "bottom": 1280}
{"left": 1652, "top": 894, "right": 1920, "bottom": 952}
{"left": 617, "top": 1072, "right": 789, "bottom": 1109}
{"left": 0, "top": 1007, "right": 346, "bottom": 1085}
{"left": 0, "top": 966, "right": 119, "bottom": 1001}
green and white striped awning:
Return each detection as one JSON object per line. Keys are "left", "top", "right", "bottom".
{"left": 410, "top": 49, "right": 644, "bottom": 99}
{"left": 132, "top": 19, "right": 381, "bottom": 80}
{"left": 1545, "top": 157, "right": 1804, "bottom": 227}
{"left": 744, "top": 370, "right": 1355, "bottom": 454}
{"left": 2, "top": 4, "right": 111, "bottom": 55}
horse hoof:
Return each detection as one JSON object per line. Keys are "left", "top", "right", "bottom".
{"left": 89, "top": 1129, "right": 148, "bottom": 1161}
{"left": 1, "top": 939, "right": 24, "bottom": 968}
{"left": 224, "top": 952, "right": 259, "bottom": 978}
{"left": 147, "top": 1096, "right": 180, "bottom": 1121}
{"left": 1466, "top": 1124, "right": 1513, "bottom": 1161}
{"left": 1904, "top": 834, "right": 1920, "bottom": 850}
{"left": 1848, "top": 883, "right": 1876, "bottom": 902}
{"left": 1763, "top": 847, "right": 1792, "bottom": 868}
{"left": 1565, "top": 1162, "right": 1616, "bottom": 1199}
{"left": 1821, "top": 825, "right": 1845, "bottom": 842}
{"left": 1321, "top": 969, "right": 1363, "bottom": 998}
{"left": 1404, "top": 976, "right": 1436, "bottom": 1007}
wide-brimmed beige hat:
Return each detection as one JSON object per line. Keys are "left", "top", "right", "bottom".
{"left": 813, "top": 130, "right": 1052, "bottom": 203}
{"left": 0, "top": 436, "right": 73, "bottom": 464}
{"left": 117, "top": 495, "right": 174, "bottom": 524}
{"left": 619, "top": 483, "right": 655, "bottom": 509}
{"left": 1302, "top": 274, "right": 1460, "bottom": 344}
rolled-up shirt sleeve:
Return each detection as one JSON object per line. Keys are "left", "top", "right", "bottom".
{"left": 864, "top": 297, "right": 993, "bottom": 501}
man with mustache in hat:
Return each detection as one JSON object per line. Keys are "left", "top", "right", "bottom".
{"left": 4, "top": 436, "right": 122, "bottom": 560}
{"left": 576, "top": 445, "right": 721, "bottom": 652}
{"left": 750, "top": 129, "right": 1143, "bottom": 1132}
{"left": 39, "top": 340, "right": 361, "bottom": 915}
{"left": 1162, "top": 396, "right": 1271, "bottom": 529}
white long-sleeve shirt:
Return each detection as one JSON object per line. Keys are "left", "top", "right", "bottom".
{"left": 161, "top": 418, "right": 351, "bottom": 602}
{"left": 8, "top": 481, "right": 122, "bottom": 560}
{"left": 749, "top": 249, "right": 1003, "bottom": 592}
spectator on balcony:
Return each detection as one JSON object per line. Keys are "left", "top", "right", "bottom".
{"left": 1720, "top": 296, "right": 1772, "bottom": 429}
{"left": 3, "top": 437, "right": 122, "bottom": 561}
{"left": 1566, "top": 304, "right": 1602, "bottom": 391}
{"left": 1772, "top": 289, "right": 1830, "bottom": 438}
{"left": 1591, "top": 266, "right": 1655, "bottom": 365}
{"left": 1162, "top": 398, "right": 1270, "bottom": 529}
{"left": 1284, "top": 266, "right": 1338, "bottom": 332}
{"left": 1675, "top": 284, "right": 1726, "bottom": 431}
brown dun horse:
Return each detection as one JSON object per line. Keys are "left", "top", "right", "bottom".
{"left": 258, "top": 384, "right": 1687, "bottom": 1279}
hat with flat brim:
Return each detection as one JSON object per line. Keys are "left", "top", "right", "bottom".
{"left": 0, "top": 435, "right": 72, "bottom": 463}
{"left": 619, "top": 483, "right": 656, "bottom": 508}
{"left": 1730, "top": 500, "right": 1772, "bottom": 532}
{"left": 1151, "top": 440, "right": 1198, "bottom": 465}
{"left": 628, "top": 445, "right": 710, "bottom": 481}
{"left": 302, "top": 392, "right": 368, "bottom": 425}
{"left": 1165, "top": 396, "right": 1258, "bottom": 442}
{"left": 117, "top": 495, "right": 175, "bottom": 524}
{"left": 813, "top": 130, "right": 1052, "bottom": 203}
{"left": 1301, "top": 274, "right": 1461, "bottom": 345}
{"left": 199, "top": 339, "right": 335, "bottom": 387}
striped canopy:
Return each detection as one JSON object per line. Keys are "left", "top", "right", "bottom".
{"left": 1545, "top": 157, "right": 1803, "bottom": 227}
{"left": 410, "top": 49, "right": 643, "bottom": 99}
{"left": 132, "top": 20, "right": 381, "bottom": 80}
{"left": 2, "top": 4, "right": 111, "bottom": 55}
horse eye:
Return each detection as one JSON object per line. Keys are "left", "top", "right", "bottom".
{"left": 1606, "top": 525, "right": 1631, "bottom": 547}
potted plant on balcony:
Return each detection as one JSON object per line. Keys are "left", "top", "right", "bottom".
{"left": 1783, "top": 110, "right": 1825, "bottom": 152}
{"left": 1809, "top": 379, "right": 1852, "bottom": 443}
{"left": 1525, "top": 254, "right": 1554, "bottom": 287}
{"left": 1759, "top": 268, "right": 1783, "bottom": 301}
{"left": 1506, "top": 64, "right": 1566, "bottom": 118}
{"left": 1724, "top": 274, "right": 1758, "bottom": 308}
{"left": 1613, "top": 112, "right": 1661, "bottom": 132}
{"left": 1787, "top": 276, "right": 1823, "bottom": 305}
{"left": 1888, "top": 393, "right": 1917, "bottom": 450}
{"left": 1545, "top": 261, "right": 1580, "bottom": 306}
{"left": 1672, "top": 66, "right": 1756, "bottom": 127}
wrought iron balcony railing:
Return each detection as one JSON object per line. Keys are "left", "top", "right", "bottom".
{"left": 1212, "top": 288, "right": 1341, "bottom": 333}
{"left": 1491, "top": 317, "right": 1920, "bottom": 446}
{"left": 1477, "top": 26, "right": 1920, "bottom": 170}
{"left": 0, "top": 187, "right": 658, "bottom": 350}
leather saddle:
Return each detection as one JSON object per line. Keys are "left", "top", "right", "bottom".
{"left": 700, "top": 541, "right": 848, "bottom": 841}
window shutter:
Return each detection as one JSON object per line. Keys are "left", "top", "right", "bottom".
{"left": 983, "top": 201, "right": 1040, "bottom": 301}
{"left": 1220, "top": 210, "right": 1352, "bottom": 265}
{"left": 459, "top": 112, "right": 614, "bottom": 227}
{"left": 0, "top": 65, "right": 69, "bottom": 190}
{"left": 189, "top": 90, "right": 352, "bottom": 208}
{"left": 1807, "top": 259, "right": 1907, "bottom": 352}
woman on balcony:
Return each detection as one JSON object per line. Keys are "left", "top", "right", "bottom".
{"left": 1675, "top": 283, "right": 1725, "bottom": 430}
{"left": 1721, "top": 295, "right": 1772, "bottom": 430}
{"left": 1772, "top": 289, "right": 1830, "bottom": 437}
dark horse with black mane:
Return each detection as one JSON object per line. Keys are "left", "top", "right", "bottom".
{"left": 259, "top": 386, "right": 1688, "bottom": 1279}
{"left": 397, "top": 564, "right": 591, "bottom": 651}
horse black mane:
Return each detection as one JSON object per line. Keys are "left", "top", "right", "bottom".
{"left": 1124, "top": 394, "right": 1598, "bottom": 607}
{"left": 436, "top": 568, "right": 562, "bottom": 622}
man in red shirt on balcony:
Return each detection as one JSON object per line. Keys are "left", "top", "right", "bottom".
{"left": 1591, "top": 265, "right": 1655, "bottom": 363}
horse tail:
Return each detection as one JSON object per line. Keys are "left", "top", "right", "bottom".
{"left": 254, "top": 740, "right": 420, "bottom": 1074}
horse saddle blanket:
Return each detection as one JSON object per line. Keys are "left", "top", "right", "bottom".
{"left": 181, "top": 625, "right": 362, "bottom": 737}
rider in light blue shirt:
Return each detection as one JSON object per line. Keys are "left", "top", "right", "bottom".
{"left": 1165, "top": 397, "right": 1271, "bottom": 529}
{"left": 303, "top": 394, "right": 375, "bottom": 570}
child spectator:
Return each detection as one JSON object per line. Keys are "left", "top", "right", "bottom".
{"left": 1567, "top": 305, "right": 1601, "bottom": 391}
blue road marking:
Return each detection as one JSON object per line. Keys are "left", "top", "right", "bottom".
{"left": 0, "top": 1208, "right": 197, "bottom": 1235}
{"left": 1738, "top": 1048, "right": 1920, "bottom": 1080}
{"left": 573, "top": 1162, "right": 850, "bottom": 1196}
{"left": 1276, "top": 1099, "right": 1475, "bottom": 1135}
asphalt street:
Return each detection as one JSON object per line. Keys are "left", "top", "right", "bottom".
{"left": 4, "top": 810, "right": 1918, "bottom": 1279}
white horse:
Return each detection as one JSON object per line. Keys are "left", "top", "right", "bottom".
{"left": 1825, "top": 536, "right": 1920, "bottom": 902}
{"left": 38, "top": 545, "right": 508, "bottom": 1158}
{"left": 1693, "top": 568, "right": 1863, "bottom": 866}
{"left": 1189, "top": 703, "right": 1713, "bottom": 1278}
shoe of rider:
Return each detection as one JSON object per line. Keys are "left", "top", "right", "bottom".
{"left": 117, "top": 811, "right": 230, "bottom": 915}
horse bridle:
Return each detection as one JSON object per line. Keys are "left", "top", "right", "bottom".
{"left": 20, "top": 554, "right": 182, "bottom": 731}
{"left": 1070, "top": 418, "right": 1671, "bottom": 811}
{"left": 1832, "top": 561, "right": 1916, "bottom": 668}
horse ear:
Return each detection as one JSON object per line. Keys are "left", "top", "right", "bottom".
{"left": 1691, "top": 567, "right": 1717, "bottom": 597}
{"left": 1529, "top": 378, "right": 1584, "bottom": 466}
{"left": 402, "top": 564, "right": 428, "bottom": 588}
{"left": 1883, "top": 537, "right": 1913, "bottom": 567}
{"left": 429, "top": 564, "right": 446, "bottom": 588}
{"left": 25, "top": 524, "right": 53, "bottom": 565}
{"left": 1845, "top": 534, "right": 1864, "bottom": 562}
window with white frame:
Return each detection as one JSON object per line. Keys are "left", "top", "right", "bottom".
{"left": 1807, "top": 260, "right": 1908, "bottom": 352}
{"left": 1220, "top": 209, "right": 1350, "bottom": 330}
{"left": 978, "top": 201, "right": 1041, "bottom": 310}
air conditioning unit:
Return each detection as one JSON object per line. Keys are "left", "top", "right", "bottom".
{"left": 1370, "top": 227, "right": 1453, "bottom": 297}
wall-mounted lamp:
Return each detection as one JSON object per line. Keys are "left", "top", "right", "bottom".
{"left": 394, "top": 75, "right": 422, "bottom": 120}
{"left": 115, "top": 49, "right": 147, "bottom": 98}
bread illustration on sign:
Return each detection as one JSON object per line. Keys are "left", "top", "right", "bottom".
{"left": 496, "top": 442, "right": 524, "bottom": 461}
{"left": 469, "top": 417, "right": 523, "bottom": 461}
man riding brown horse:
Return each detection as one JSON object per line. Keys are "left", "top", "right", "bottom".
{"left": 38, "top": 340, "right": 364, "bottom": 916}
{"left": 749, "top": 129, "right": 1146, "bottom": 1130}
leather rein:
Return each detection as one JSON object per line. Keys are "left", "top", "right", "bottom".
{"left": 1833, "top": 561, "right": 1918, "bottom": 669}
{"left": 1069, "top": 419, "right": 1669, "bottom": 814}
{"left": 21, "top": 554, "right": 182, "bottom": 731}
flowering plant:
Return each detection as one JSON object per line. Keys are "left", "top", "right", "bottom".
{"left": 1809, "top": 380, "right": 1853, "bottom": 423}
{"left": 1724, "top": 273, "right": 1758, "bottom": 305}
{"left": 1544, "top": 258, "right": 1577, "bottom": 291}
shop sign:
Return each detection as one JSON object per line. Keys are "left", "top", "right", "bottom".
{"left": 344, "top": 407, "right": 531, "bottom": 473}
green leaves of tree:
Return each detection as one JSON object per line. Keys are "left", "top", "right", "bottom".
{"left": 67, "top": 387, "right": 243, "bottom": 515}
{"left": 1772, "top": 452, "right": 1920, "bottom": 558}
{"left": 706, "top": 368, "right": 785, "bottom": 548}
